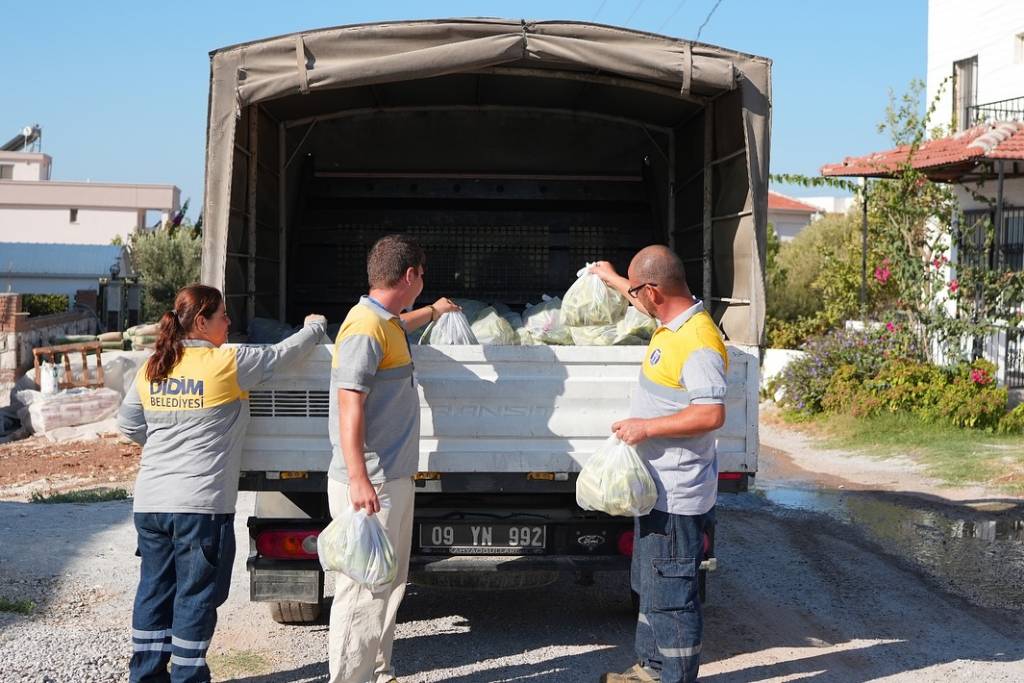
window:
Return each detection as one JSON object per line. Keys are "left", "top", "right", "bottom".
{"left": 0, "top": 165, "right": 12, "bottom": 180}
{"left": 952, "top": 56, "right": 978, "bottom": 131}
{"left": 69, "top": 208, "right": 79, "bottom": 224}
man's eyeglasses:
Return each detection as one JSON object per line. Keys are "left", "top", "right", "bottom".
{"left": 627, "top": 282, "right": 658, "bottom": 299}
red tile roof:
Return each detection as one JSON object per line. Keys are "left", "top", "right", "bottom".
{"left": 821, "top": 121, "right": 1024, "bottom": 180}
{"left": 768, "top": 191, "right": 819, "bottom": 213}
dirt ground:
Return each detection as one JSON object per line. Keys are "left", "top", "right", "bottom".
{"left": 0, "top": 434, "right": 140, "bottom": 500}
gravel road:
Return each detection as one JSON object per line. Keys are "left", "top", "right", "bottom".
{"left": 2, "top": 483, "right": 1023, "bottom": 681}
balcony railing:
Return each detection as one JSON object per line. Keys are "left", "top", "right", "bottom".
{"left": 967, "top": 96, "right": 1024, "bottom": 127}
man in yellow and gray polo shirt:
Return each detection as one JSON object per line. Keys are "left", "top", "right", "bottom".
{"left": 590, "top": 245, "right": 728, "bottom": 683}
{"left": 327, "top": 234, "right": 460, "bottom": 683}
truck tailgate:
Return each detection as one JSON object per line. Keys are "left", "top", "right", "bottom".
{"left": 242, "top": 344, "right": 758, "bottom": 475}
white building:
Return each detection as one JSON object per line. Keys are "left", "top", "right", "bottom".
{"left": 926, "top": 0, "right": 1024, "bottom": 133}
{"left": 0, "top": 144, "right": 180, "bottom": 246}
{"left": 767, "top": 191, "right": 821, "bottom": 242}
{"left": 823, "top": 1, "right": 1024, "bottom": 391}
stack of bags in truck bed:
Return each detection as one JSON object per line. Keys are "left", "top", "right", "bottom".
{"left": 124, "top": 323, "right": 160, "bottom": 351}
{"left": 419, "top": 264, "right": 657, "bottom": 347}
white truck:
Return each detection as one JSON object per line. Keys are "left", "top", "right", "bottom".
{"left": 200, "top": 19, "right": 770, "bottom": 623}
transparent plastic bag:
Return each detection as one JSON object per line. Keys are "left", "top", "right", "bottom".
{"left": 570, "top": 325, "right": 619, "bottom": 346}
{"left": 420, "top": 311, "right": 478, "bottom": 345}
{"left": 561, "top": 263, "right": 628, "bottom": 327}
{"left": 617, "top": 306, "right": 657, "bottom": 340}
{"left": 522, "top": 295, "right": 573, "bottom": 345}
{"left": 471, "top": 307, "right": 518, "bottom": 345}
{"left": 575, "top": 435, "right": 658, "bottom": 517}
{"left": 317, "top": 505, "right": 398, "bottom": 589}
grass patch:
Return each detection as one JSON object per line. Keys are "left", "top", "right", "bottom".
{"left": 0, "top": 597, "right": 36, "bottom": 615}
{"left": 808, "top": 412, "right": 1024, "bottom": 493}
{"left": 29, "top": 487, "right": 129, "bottom": 504}
{"left": 207, "top": 650, "right": 271, "bottom": 678}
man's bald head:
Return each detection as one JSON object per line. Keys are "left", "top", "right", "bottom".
{"left": 629, "top": 245, "right": 691, "bottom": 297}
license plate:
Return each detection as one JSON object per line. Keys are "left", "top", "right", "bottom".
{"left": 419, "top": 523, "right": 547, "bottom": 555}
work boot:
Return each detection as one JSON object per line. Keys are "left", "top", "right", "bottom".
{"left": 600, "top": 663, "right": 660, "bottom": 682}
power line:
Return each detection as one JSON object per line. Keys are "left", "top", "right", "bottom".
{"left": 657, "top": 0, "right": 689, "bottom": 32}
{"left": 696, "top": 0, "right": 724, "bottom": 40}
{"left": 591, "top": 0, "right": 609, "bottom": 21}
{"left": 624, "top": 0, "right": 646, "bottom": 26}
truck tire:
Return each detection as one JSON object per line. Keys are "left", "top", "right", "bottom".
{"left": 269, "top": 601, "right": 321, "bottom": 624}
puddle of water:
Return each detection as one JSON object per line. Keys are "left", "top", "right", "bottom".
{"left": 742, "top": 480, "right": 1024, "bottom": 611}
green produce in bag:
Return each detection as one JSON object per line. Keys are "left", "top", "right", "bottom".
{"left": 617, "top": 306, "right": 657, "bottom": 340}
{"left": 471, "top": 307, "right": 518, "bottom": 345}
{"left": 317, "top": 505, "right": 397, "bottom": 589}
{"left": 575, "top": 436, "right": 657, "bottom": 517}
{"left": 561, "top": 263, "right": 628, "bottom": 326}
{"left": 522, "top": 295, "right": 573, "bottom": 345}
{"left": 451, "top": 298, "right": 489, "bottom": 323}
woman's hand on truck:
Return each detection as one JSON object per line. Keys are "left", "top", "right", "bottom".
{"left": 304, "top": 313, "right": 327, "bottom": 326}
{"left": 349, "top": 475, "right": 381, "bottom": 515}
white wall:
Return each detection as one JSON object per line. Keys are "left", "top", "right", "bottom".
{"left": 954, "top": 176, "right": 1024, "bottom": 210}
{"left": 0, "top": 206, "right": 141, "bottom": 244}
{"left": 927, "top": 0, "right": 1024, "bottom": 131}
{"left": 801, "top": 196, "right": 856, "bottom": 215}
{"left": 769, "top": 213, "right": 813, "bottom": 242}
{"left": 0, "top": 157, "right": 50, "bottom": 181}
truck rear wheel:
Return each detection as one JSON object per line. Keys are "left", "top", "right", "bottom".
{"left": 269, "top": 601, "right": 321, "bottom": 624}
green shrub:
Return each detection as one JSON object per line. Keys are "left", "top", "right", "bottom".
{"left": 21, "top": 293, "right": 69, "bottom": 317}
{"left": 766, "top": 316, "right": 828, "bottom": 349}
{"left": 916, "top": 360, "right": 1007, "bottom": 431}
{"left": 864, "top": 360, "right": 947, "bottom": 415}
{"left": 774, "top": 326, "right": 924, "bottom": 416}
{"left": 129, "top": 221, "right": 201, "bottom": 320}
{"left": 822, "top": 364, "right": 861, "bottom": 414}
{"left": 997, "top": 402, "right": 1024, "bottom": 434}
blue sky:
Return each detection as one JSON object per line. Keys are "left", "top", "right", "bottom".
{"left": 1, "top": 1, "right": 926, "bottom": 215}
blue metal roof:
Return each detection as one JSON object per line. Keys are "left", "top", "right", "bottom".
{"left": 0, "top": 242, "right": 126, "bottom": 277}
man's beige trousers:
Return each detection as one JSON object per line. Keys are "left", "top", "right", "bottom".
{"left": 327, "top": 477, "right": 414, "bottom": 683}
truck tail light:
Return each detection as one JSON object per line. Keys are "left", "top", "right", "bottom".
{"left": 718, "top": 472, "right": 744, "bottom": 480}
{"left": 256, "top": 529, "right": 319, "bottom": 559}
{"left": 617, "top": 530, "right": 635, "bottom": 556}
{"left": 703, "top": 532, "right": 711, "bottom": 556}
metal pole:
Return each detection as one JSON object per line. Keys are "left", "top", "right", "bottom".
{"left": 861, "top": 178, "right": 868, "bottom": 316}
{"left": 995, "top": 160, "right": 1006, "bottom": 270}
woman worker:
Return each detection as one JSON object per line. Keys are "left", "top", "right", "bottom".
{"left": 117, "top": 283, "right": 326, "bottom": 683}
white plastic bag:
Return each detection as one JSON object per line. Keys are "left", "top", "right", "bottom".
{"left": 40, "top": 361, "right": 60, "bottom": 395}
{"left": 317, "top": 506, "right": 397, "bottom": 589}
{"left": 561, "top": 263, "right": 628, "bottom": 327}
{"left": 19, "top": 387, "right": 122, "bottom": 435}
{"left": 576, "top": 436, "right": 658, "bottom": 517}
{"left": 617, "top": 306, "right": 657, "bottom": 340}
{"left": 420, "top": 311, "right": 478, "bottom": 345}
{"left": 522, "top": 295, "right": 573, "bottom": 345}
{"left": 570, "top": 325, "right": 619, "bottom": 346}
{"left": 471, "top": 307, "right": 518, "bottom": 345}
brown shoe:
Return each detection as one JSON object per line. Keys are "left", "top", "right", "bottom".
{"left": 600, "top": 663, "right": 659, "bottom": 682}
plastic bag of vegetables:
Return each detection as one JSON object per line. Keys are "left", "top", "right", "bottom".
{"left": 570, "top": 325, "right": 619, "bottom": 346}
{"left": 575, "top": 436, "right": 658, "bottom": 517}
{"left": 317, "top": 504, "right": 398, "bottom": 589}
{"left": 419, "top": 311, "right": 478, "bottom": 345}
{"left": 471, "top": 307, "right": 518, "bottom": 345}
{"left": 561, "top": 263, "right": 628, "bottom": 326}
{"left": 522, "top": 295, "right": 573, "bottom": 345}
{"left": 617, "top": 306, "right": 657, "bottom": 340}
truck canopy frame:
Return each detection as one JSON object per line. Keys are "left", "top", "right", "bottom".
{"left": 202, "top": 18, "right": 771, "bottom": 345}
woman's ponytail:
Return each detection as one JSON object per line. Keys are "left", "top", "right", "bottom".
{"left": 144, "top": 284, "right": 223, "bottom": 383}
{"left": 146, "top": 310, "right": 186, "bottom": 383}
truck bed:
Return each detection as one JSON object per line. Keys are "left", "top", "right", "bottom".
{"left": 241, "top": 344, "right": 758, "bottom": 477}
